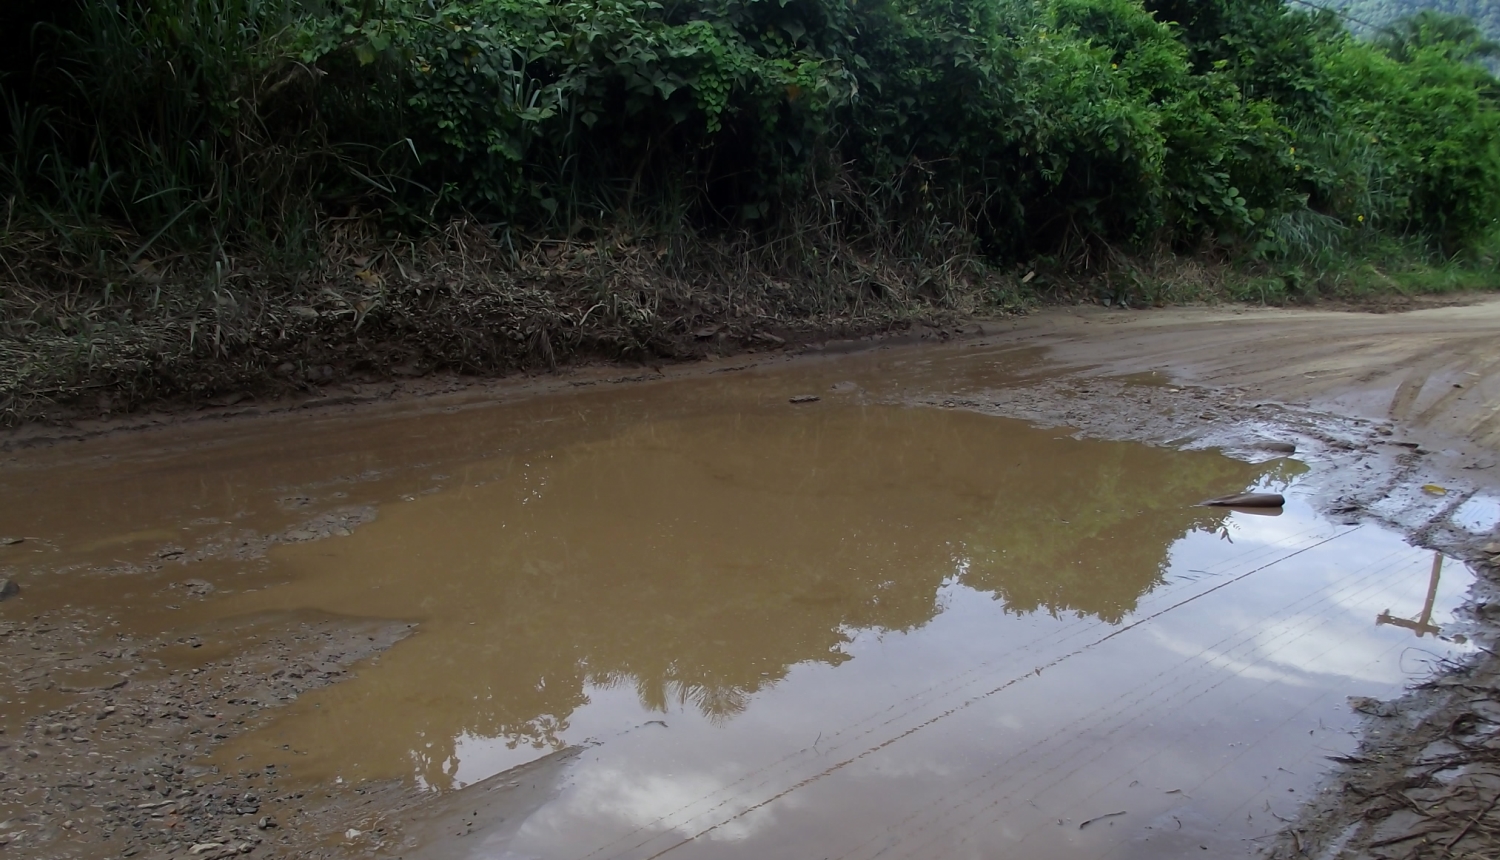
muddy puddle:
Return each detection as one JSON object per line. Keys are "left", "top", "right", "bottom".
{"left": 0, "top": 345, "right": 1481, "bottom": 860}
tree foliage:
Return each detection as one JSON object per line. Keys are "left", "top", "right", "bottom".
{"left": 2, "top": 0, "right": 1498, "bottom": 264}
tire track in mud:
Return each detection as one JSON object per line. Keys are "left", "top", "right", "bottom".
{"left": 571, "top": 523, "right": 1341, "bottom": 860}
{"left": 601, "top": 528, "right": 1361, "bottom": 860}
{"left": 1024, "top": 302, "right": 1500, "bottom": 456}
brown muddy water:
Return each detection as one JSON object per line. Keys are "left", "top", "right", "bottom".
{"left": 0, "top": 345, "right": 1480, "bottom": 860}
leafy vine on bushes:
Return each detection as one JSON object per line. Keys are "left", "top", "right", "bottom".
{"left": 3, "top": 0, "right": 1498, "bottom": 260}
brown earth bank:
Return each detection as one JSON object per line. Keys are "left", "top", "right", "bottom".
{"left": 1, "top": 222, "right": 1015, "bottom": 428}
{"left": 4, "top": 216, "right": 1483, "bottom": 433}
{"left": 1, "top": 298, "right": 1499, "bottom": 859}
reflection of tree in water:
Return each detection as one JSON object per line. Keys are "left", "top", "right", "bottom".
{"left": 958, "top": 454, "right": 1302, "bottom": 623}
{"left": 409, "top": 691, "right": 580, "bottom": 787}
{"left": 307, "top": 406, "right": 1291, "bottom": 789}
{"left": 629, "top": 674, "right": 753, "bottom": 723}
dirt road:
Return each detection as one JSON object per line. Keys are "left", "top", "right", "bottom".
{"left": 984, "top": 298, "right": 1500, "bottom": 455}
{"left": 2, "top": 296, "right": 1498, "bottom": 860}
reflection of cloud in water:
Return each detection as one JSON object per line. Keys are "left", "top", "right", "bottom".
{"left": 485, "top": 516, "right": 1475, "bottom": 860}
{"left": 215, "top": 405, "right": 1288, "bottom": 790}
{"left": 547, "top": 766, "right": 777, "bottom": 844}
{"left": 1258, "top": 619, "right": 1409, "bottom": 685}
{"left": 1216, "top": 503, "right": 1468, "bottom": 636}
{"left": 1452, "top": 494, "right": 1500, "bottom": 533}
{"left": 1147, "top": 508, "right": 1457, "bottom": 694}
{"left": 1146, "top": 627, "right": 1316, "bottom": 687}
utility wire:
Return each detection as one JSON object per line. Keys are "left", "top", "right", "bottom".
{"left": 1283, "top": 0, "right": 1402, "bottom": 37}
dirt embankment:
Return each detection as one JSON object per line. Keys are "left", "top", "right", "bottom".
{"left": 2, "top": 296, "right": 1500, "bottom": 859}
{"left": 0, "top": 220, "right": 1011, "bottom": 428}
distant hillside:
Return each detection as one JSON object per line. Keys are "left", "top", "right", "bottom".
{"left": 1316, "top": 0, "right": 1500, "bottom": 41}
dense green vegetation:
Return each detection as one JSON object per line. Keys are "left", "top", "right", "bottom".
{"left": 6, "top": 0, "right": 1497, "bottom": 255}
{"left": 0, "top": 0, "right": 1498, "bottom": 419}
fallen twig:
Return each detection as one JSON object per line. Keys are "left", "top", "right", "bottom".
{"left": 1079, "top": 810, "right": 1126, "bottom": 829}
{"left": 1443, "top": 790, "right": 1500, "bottom": 852}
{"left": 1366, "top": 826, "right": 1446, "bottom": 848}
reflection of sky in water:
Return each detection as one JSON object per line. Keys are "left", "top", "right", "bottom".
{"left": 189, "top": 390, "right": 1473, "bottom": 860}
{"left": 216, "top": 402, "right": 1287, "bottom": 793}
{"left": 8, "top": 333, "right": 1484, "bottom": 859}
{"left": 1155, "top": 498, "right": 1469, "bottom": 689}
{"left": 1452, "top": 494, "right": 1500, "bottom": 534}
{"left": 437, "top": 493, "right": 1473, "bottom": 860}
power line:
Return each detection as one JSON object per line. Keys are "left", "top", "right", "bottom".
{"left": 1283, "top": 0, "right": 1402, "bottom": 37}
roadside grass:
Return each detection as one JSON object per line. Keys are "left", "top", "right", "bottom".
{"left": 1358, "top": 260, "right": 1499, "bottom": 294}
{"left": 5, "top": 206, "right": 1495, "bottom": 427}
{"left": 1218, "top": 229, "right": 1500, "bottom": 304}
{"left": 1218, "top": 261, "right": 1500, "bottom": 305}
{"left": 0, "top": 205, "right": 1018, "bottom": 426}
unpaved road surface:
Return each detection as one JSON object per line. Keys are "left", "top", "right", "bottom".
{"left": 981, "top": 299, "right": 1500, "bottom": 455}
{"left": 2, "top": 297, "right": 1499, "bottom": 860}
